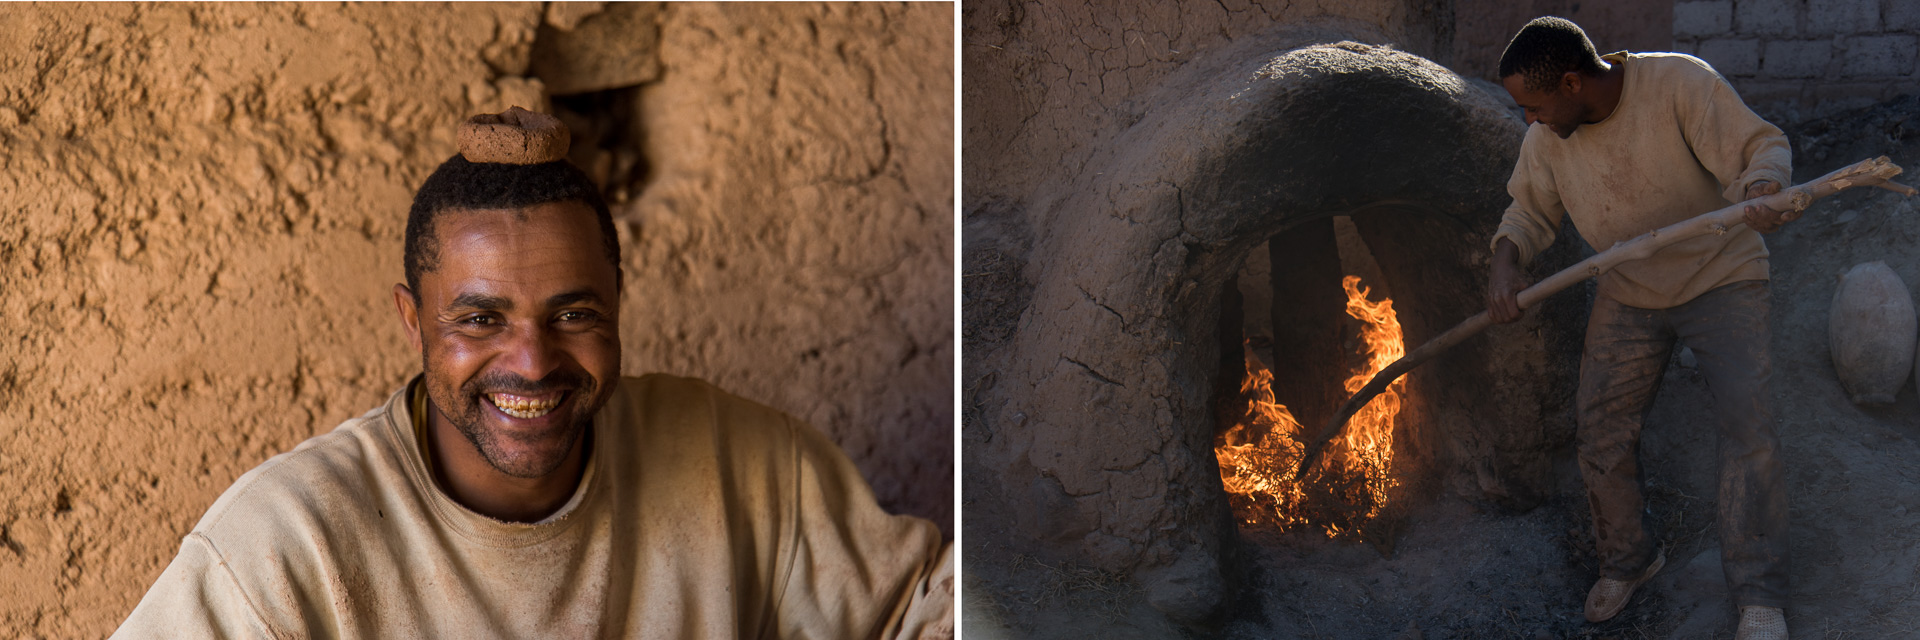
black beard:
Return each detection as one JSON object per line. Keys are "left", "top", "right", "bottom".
{"left": 429, "top": 367, "right": 599, "bottom": 479}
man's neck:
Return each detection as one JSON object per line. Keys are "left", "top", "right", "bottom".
{"left": 1582, "top": 57, "right": 1628, "bottom": 125}
{"left": 425, "top": 400, "right": 590, "bottom": 523}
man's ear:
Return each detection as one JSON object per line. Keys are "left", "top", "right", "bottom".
{"left": 1560, "top": 70, "right": 1583, "bottom": 95}
{"left": 393, "top": 283, "right": 424, "bottom": 354}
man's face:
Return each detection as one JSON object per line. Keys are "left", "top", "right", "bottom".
{"left": 398, "top": 201, "right": 621, "bottom": 479}
{"left": 1502, "top": 73, "right": 1589, "bottom": 139}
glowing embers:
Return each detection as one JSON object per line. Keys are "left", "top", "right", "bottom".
{"left": 1214, "top": 275, "right": 1405, "bottom": 539}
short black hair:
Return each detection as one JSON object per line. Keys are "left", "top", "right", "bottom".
{"left": 1497, "top": 16, "right": 1607, "bottom": 92}
{"left": 403, "top": 154, "right": 618, "bottom": 296}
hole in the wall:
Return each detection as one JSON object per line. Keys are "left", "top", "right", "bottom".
{"left": 548, "top": 87, "right": 649, "bottom": 204}
{"left": 525, "top": 2, "right": 662, "bottom": 206}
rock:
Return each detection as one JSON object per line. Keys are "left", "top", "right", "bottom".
{"left": 529, "top": 3, "right": 662, "bottom": 95}
{"left": 544, "top": 2, "right": 606, "bottom": 31}
{"left": 1829, "top": 261, "right": 1916, "bottom": 405}
{"left": 491, "top": 77, "right": 550, "bottom": 115}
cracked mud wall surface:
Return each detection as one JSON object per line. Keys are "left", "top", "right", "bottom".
{"left": 0, "top": 3, "right": 951, "bottom": 636}
{"left": 962, "top": 0, "right": 1450, "bottom": 214}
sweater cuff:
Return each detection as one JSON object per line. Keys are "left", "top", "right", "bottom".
{"left": 1491, "top": 228, "right": 1537, "bottom": 266}
{"left": 1728, "top": 170, "right": 1788, "bottom": 203}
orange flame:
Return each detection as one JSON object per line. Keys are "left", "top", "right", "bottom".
{"left": 1214, "top": 275, "right": 1406, "bottom": 538}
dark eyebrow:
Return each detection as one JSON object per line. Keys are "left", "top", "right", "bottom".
{"left": 546, "top": 289, "right": 605, "bottom": 308}
{"left": 447, "top": 292, "right": 511, "bottom": 312}
{"left": 444, "top": 289, "right": 605, "bottom": 313}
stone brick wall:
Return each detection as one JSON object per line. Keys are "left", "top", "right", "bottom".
{"left": 1675, "top": 0, "right": 1920, "bottom": 118}
{"left": 1451, "top": 0, "right": 1675, "bottom": 83}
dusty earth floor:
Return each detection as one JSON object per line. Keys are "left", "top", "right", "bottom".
{"left": 964, "top": 96, "right": 1920, "bottom": 639}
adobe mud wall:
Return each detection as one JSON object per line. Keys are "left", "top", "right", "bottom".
{"left": 962, "top": 0, "right": 1448, "bottom": 215}
{"left": 0, "top": 3, "right": 951, "bottom": 636}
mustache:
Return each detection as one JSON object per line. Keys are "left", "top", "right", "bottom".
{"left": 461, "top": 369, "right": 589, "bottom": 397}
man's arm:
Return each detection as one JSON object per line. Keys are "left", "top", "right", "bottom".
{"left": 111, "top": 534, "right": 274, "bottom": 640}
{"left": 1681, "top": 68, "right": 1795, "bottom": 232}
{"left": 1488, "top": 237, "right": 1529, "bottom": 324}
{"left": 885, "top": 544, "right": 955, "bottom": 639}
{"left": 1487, "top": 132, "right": 1566, "bottom": 323}
{"left": 772, "top": 416, "right": 952, "bottom": 640}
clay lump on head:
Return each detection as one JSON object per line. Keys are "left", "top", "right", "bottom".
{"left": 403, "top": 106, "right": 620, "bottom": 297}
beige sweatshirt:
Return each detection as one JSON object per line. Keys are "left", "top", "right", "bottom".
{"left": 1492, "top": 52, "right": 1792, "bottom": 309}
{"left": 112, "top": 374, "right": 952, "bottom": 639}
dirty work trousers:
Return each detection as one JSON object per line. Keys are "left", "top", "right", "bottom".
{"left": 1577, "top": 279, "right": 1788, "bottom": 608}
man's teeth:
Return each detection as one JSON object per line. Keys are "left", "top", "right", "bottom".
{"left": 490, "top": 393, "right": 562, "bottom": 419}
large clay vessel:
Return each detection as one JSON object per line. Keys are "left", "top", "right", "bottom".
{"left": 1830, "top": 261, "right": 1917, "bottom": 405}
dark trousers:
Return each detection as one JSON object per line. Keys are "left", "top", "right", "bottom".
{"left": 1576, "top": 279, "right": 1789, "bottom": 608}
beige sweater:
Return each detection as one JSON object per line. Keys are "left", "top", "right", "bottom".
{"left": 112, "top": 374, "right": 952, "bottom": 639}
{"left": 1493, "top": 52, "right": 1792, "bottom": 309}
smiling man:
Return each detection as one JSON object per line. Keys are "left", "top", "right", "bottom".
{"left": 113, "top": 109, "right": 952, "bottom": 638}
{"left": 1486, "top": 17, "right": 1791, "bottom": 640}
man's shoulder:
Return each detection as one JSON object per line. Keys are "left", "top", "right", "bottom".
{"left": 190, "top": 391, "right": 409, "bottom": 545}
{"left": 1626, "top": 51, "right": 1726, "bottom": 87}
{"left": 614, "top": 373, "right": 798, "bottom": 434}
{"left": 608, "top": 373, "right": 841, "bottom": 476}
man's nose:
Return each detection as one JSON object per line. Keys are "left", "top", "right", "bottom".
{"left": 500, "top": 325, "right": 566, "bottom": 382}
{"left": 1524, "top": 112, "right": 1538, "bottom": 125}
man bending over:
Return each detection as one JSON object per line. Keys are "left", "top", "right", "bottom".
{"left": 1487, "top": 17, "right": 1793, "bottom": 640}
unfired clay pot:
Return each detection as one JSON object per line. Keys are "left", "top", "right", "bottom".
{"left": 1830, "top": 260, "right": 1916, "bottom": 405}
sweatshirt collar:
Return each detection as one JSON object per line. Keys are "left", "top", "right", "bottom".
{"left": 383, "top": 375, "right": 608, "bottom": 547}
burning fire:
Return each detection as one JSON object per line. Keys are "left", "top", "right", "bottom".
{"left": 1214, "top": 275, "right": 1406, "bottom": 538}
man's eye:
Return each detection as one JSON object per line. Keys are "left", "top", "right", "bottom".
{"left": 558, "top": 310, "right": 599, "bottom": 323}
{"left": 461, "top": 316, "right": 496, "bottom": 327}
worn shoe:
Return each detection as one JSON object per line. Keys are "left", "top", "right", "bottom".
{"left": 1583, "top": 549, "right": 1665, "bottom": 622}
{"left": 1735, "top": 606, "right": 1787, "bottom": 640}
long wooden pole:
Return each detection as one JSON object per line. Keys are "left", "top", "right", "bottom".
{"left": 1294, "top": 156, "right": 1915, "bottom": 478}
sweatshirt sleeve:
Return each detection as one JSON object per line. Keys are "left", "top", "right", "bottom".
{"left": 1681, "top": 67, "right": 1792, "bottom": 203}
{"left": 1491, "top": 130, "right": 1567, "bottom": 266}
{"left": 110, "top": 534, "right": 274, "bottom": 640}
{"left": 771, "top": 416, "right": 953, "bottom": 640}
